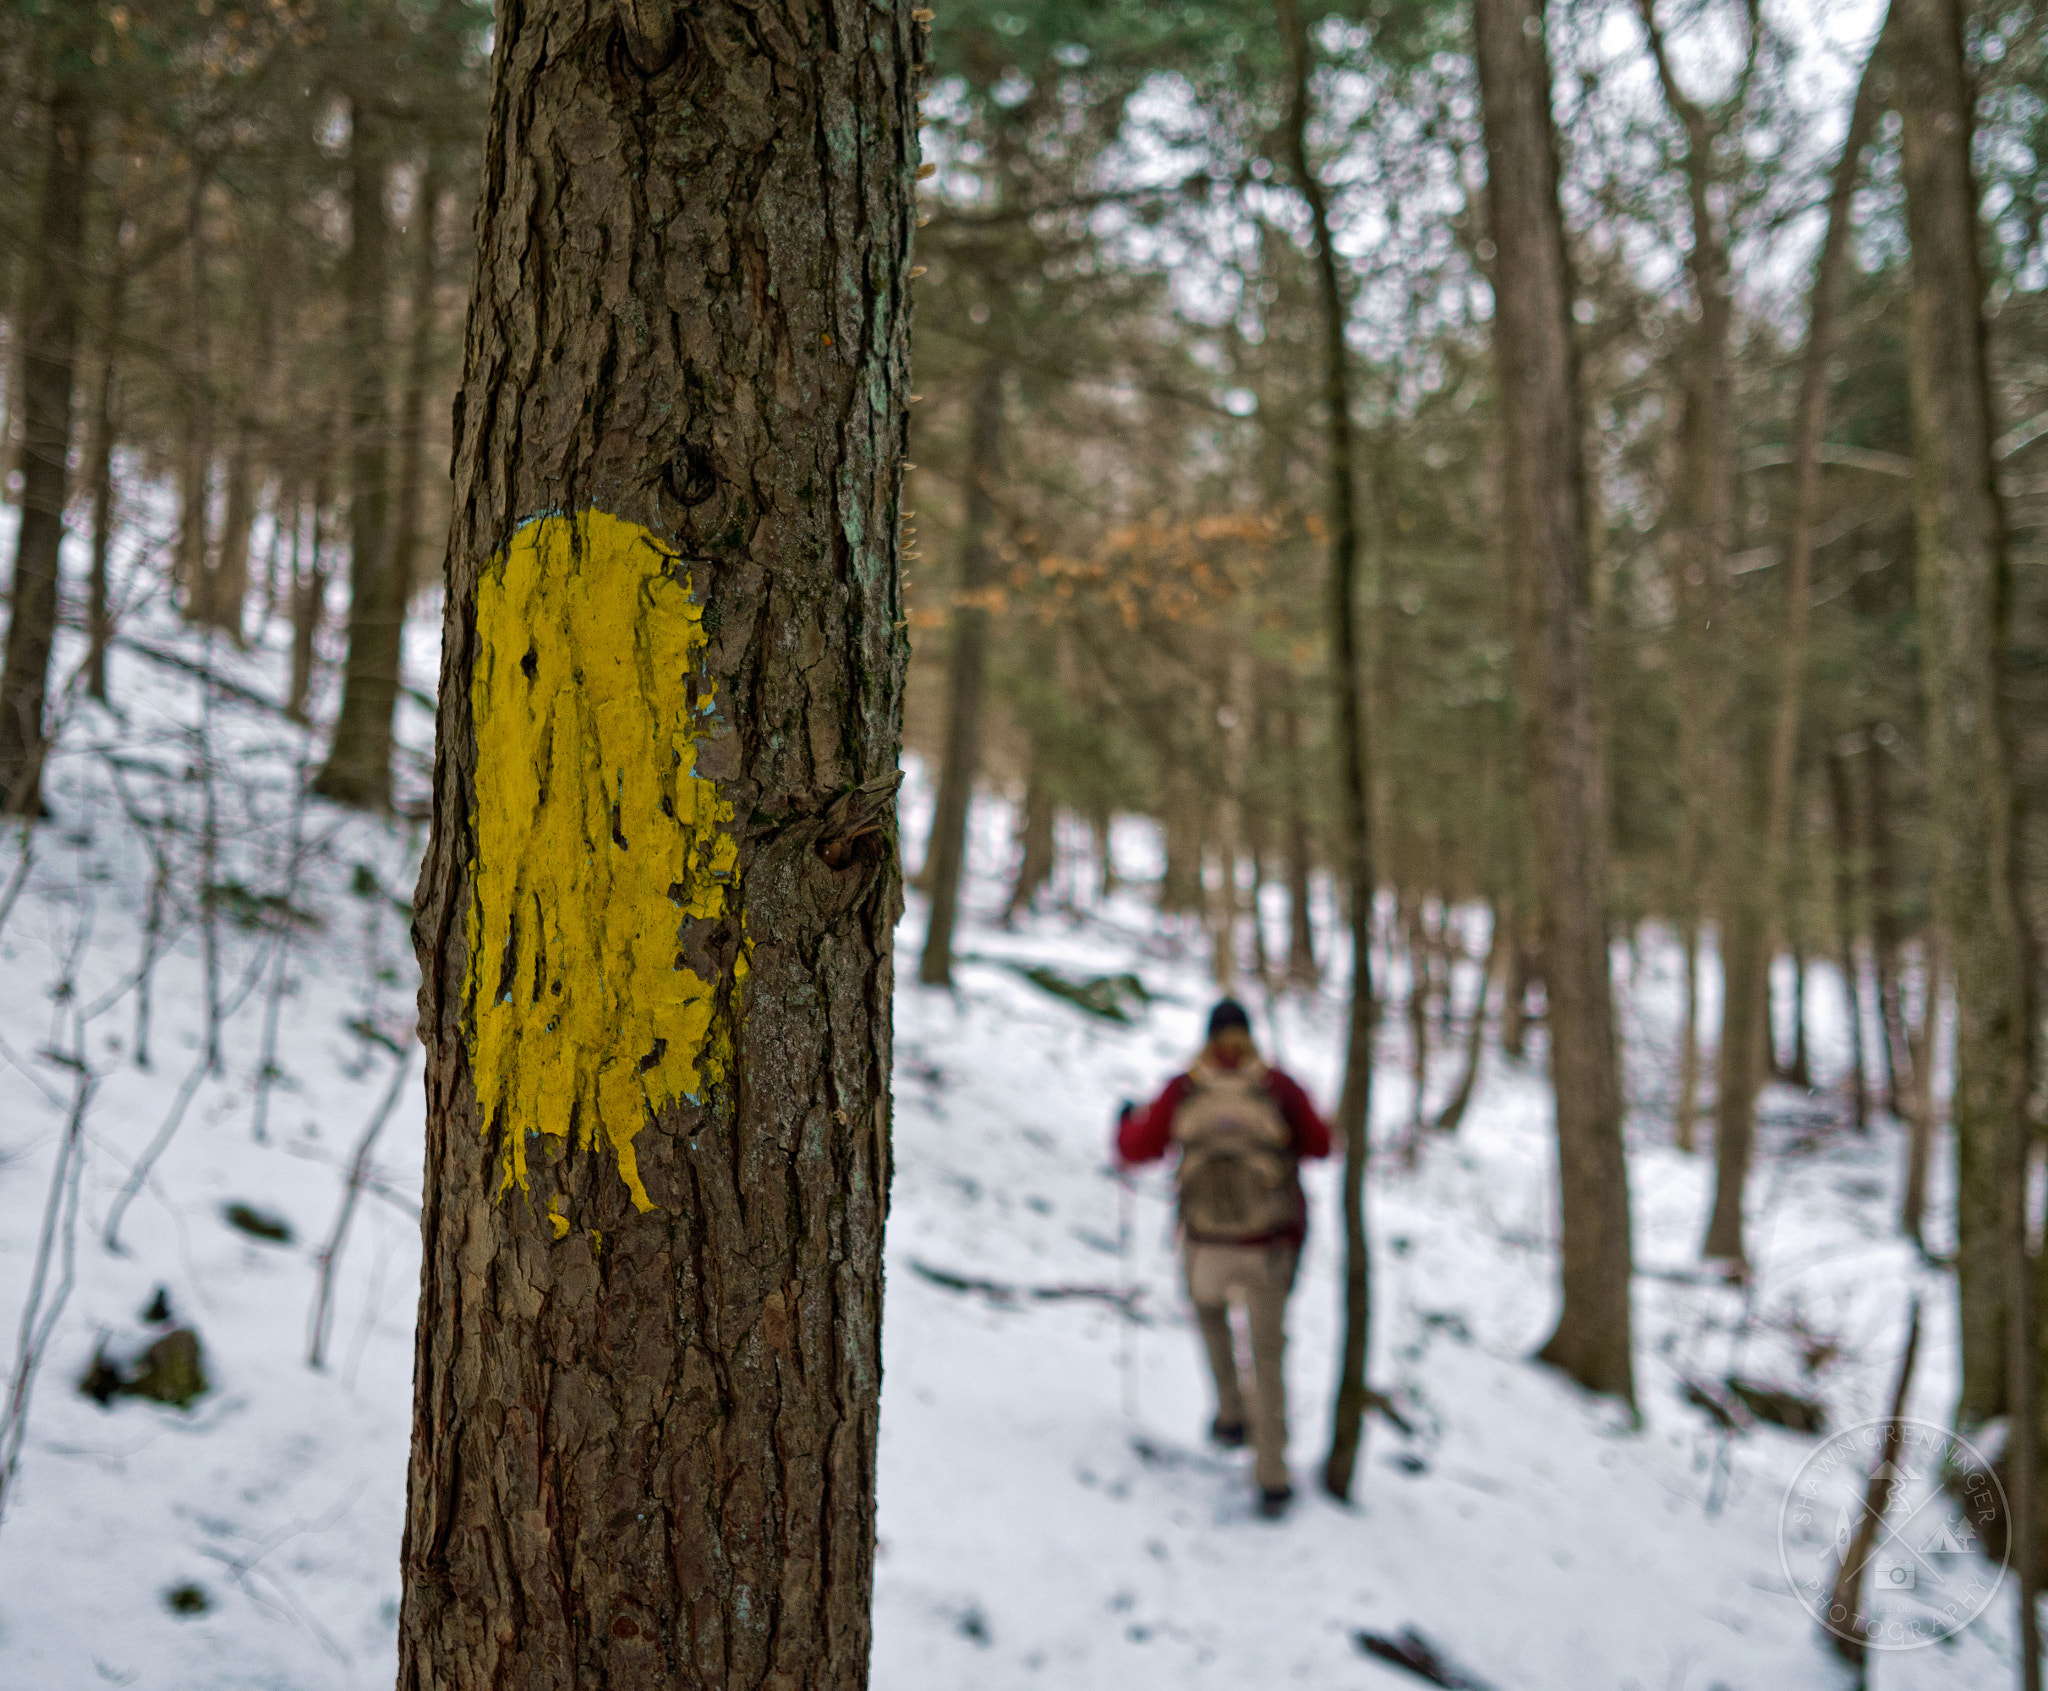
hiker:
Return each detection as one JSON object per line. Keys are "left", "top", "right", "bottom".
{"left": 1116, "top": 998, "right": 1331, "bottom": 1517}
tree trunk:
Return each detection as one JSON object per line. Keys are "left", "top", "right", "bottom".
{"left": 388, "top": 145, "right": 445, "bottom": 618}
{"left": 1432, "top": 906, "right": 1498, "bottom": 1135}
{"left": 0, "top": 83, "right": 91, "bottom": 818}
{"left": 1003, "top": 759, "right": 1054, "bottom": 924}
{"left": 1825, "top": 747, "right": 1870, "bottom": 1131}
{"left": 176, "top": 173, "right": 215, "bottom": 624}
{"left": 313, "top": 98, "right": 399, "bottom": 809}
{"left": 1404, "top": 895, "right": 1429, "bottom": 1139}
{"left": 210, "top": 422, "right": 257, "bottom": 645}
{"left": 1675, "top": 918, "right": 1701, "bottom": 1152}
{"left": 398, "top": 1, "right": 915, "bottom": 1685}
{"left": 1501, "top": 908, "right": 1532, "bottom": 1061}
{"left": 1865, "top": 731, "right": 1913, "bottom": 1115}
{"left": 1897, "top": 0, "right": 2035, "bottom": 1429}
{"left": 1475, "top": 0, "right": 1633, "bottom": 1403}
{"left": 1274, "top": 0, "right": 1378, "bottom": 1499}
{"left": 84, "top": 232, "right": 127, "bottom": 706}
{"left": 1901, "top": 927, "right": 1945, "bottom": 1245}
{"left": 1279, "top": 695, "right": 1318, "bottom": 987}
{"left": 1706, "top": 24, "right": 1885, "bottom": 1255}
{"left": 916, "top": 354, "right": 1002, "bottom": 986}
{"left": 1160, "top": 763, "right": 1205, "bottom": 916}
{"left": 288, "top": 476, "right": 331, "bottom": 726}
{"left": 1786, "top": 942, "right": 1811, "bottom": 1088}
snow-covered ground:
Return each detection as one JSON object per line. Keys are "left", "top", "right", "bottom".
{"left": 0, "top": 568, "right": 2015, "bottom": 1689}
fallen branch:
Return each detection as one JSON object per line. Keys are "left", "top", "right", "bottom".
{"left": 1351, "top": 1626, "right": 1502, "bottom": 1690}
{"left": 908, "top": 1258, "right": 1147, "bottom": 1319}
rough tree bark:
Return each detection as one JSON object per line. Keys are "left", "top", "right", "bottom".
{"left": 1897, "top": 0, "right": 2035, "bottom": 1431}
{"left": 916, "top": 354, "right": 1003, "bottom": 986}
{"left": 314, "top": 98, "right": 400, "bottom": 809}
{"left": 1475, "top": 0, "right": 1634, "bottom": 1403}
{"left": 1273, "top": 0, "right": 1378, "bottom": 1499}
{"left": 1702, "top": 16, "right": 1885, "bottom": 1260}
{"left": 0, "top": 81, "right": 91, "bottom": 817}
{"left": 398, "top": 2, "right": 916, "bottom": 1685}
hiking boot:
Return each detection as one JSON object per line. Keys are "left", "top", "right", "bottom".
{"left": 1209, "top": 1418, "right": 1247, "bottom": 1449}
{"left": 1255, "top": 1485, "right": 1294, "bottom": 1519}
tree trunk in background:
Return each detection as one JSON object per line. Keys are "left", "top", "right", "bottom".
{"left": 1901, "top": 926, "right": 1945, "bottom": 1245}
{"left": 917, "top": 354, "right": 1003, "bottom": 986}
{"left": 1476, "top": 0, "right": 1634, "bottom": 1403}
{"left": 1404, "top": 896, "right": 1430, "bottom": 1138}
{"left": 1161, "top": 764, "right": 1205, "bottom": 916}
{"left": 1502, "top": 907, "right": 1532, "bottom": 1060}
{"left": 399, "top": 0, "right": 914, "bottom": 1682}
{"left": 313, "top": 98, "right": 399, "bottom": 809}
{"left": 1825, "top": 747, "right": 1870, "bottom": 1131}
{"left": 1897, "top": 0, "right": 2036, "bottom": 1430}
{"left": 1865, "top": 732, "right": 1912, "bottom": 1115}
{"left": 0, "top": 83, "right": 91, "bottom": 817}
{"left": 388, "top": 146, "right": 445, "bottom": 617}
{"left": 211, "top": 423, "right": 257, "bottom": 645}
{"left": 1786, "top": 943, "right": 1811, "bottom": 1088}
{"left": 85, "top": 235, "right": 127, "bottom": 705}
{"left": 176, "top": 175, "right": 214, "bottom": 623}
{"left": 1004, "top": 759, "right": 1054, "bottom": 923}
{"left": 1432, "top": 906, "right": 1497, "bottom": 1134}
{"left": 1638, "top": 5, "right": 1752, "bottom": 1268}
{"left": 287, "top": 477, "right": 330, "bottom": 725}
{"left": 1208, "top": 644, "right": 1253, "bottom": 990}
{"left": 1284, "top": 700, "right": 1319, "bottom": 987}
{"left": 1675, "top": 919, "right": 1700, "bottom": 1152}
{"left": 1275, "top": 0, "right": 1377, "bottom": 1500}
{"left": 1710, "top": 26, "right": 1886, "bottom": 1241}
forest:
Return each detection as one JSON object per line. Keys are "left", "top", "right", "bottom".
{"left": 0, "top": 0, "right": 2042, "bottom": 1684}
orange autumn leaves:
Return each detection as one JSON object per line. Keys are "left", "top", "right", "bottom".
{"left": 906, "top": 509, "right": 1299, "bottom": 635}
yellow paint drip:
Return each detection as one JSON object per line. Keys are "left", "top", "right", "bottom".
{"left": 466, "top": 510, "right": 741, "bottom": 1216}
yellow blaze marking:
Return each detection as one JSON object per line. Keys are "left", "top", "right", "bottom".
{"left": 467, "top": 510, "right": 741, "bottom": 1216}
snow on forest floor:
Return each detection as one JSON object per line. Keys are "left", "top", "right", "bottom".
{"left": 0, "top": 578, "right": 2017, "bottom": 1690}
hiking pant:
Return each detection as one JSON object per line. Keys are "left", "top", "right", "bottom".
{"left": 1184, "top": 1239, "right": 1298, "bottom": 1492}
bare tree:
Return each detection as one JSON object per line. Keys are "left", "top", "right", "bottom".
{"left": 1474, "top": 0, "right": 1634, "bottom": 1404}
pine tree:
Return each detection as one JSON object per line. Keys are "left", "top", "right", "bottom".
{"left": 397, "top": 0, "right": 918, "bottom": 1681}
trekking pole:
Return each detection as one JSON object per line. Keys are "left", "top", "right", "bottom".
{"left": 1116, "top": 1165, "right": 1138, "bottom": 1420}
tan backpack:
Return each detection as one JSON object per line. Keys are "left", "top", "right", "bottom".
{"left": 1171, "top": 1059, "right": 1302, "bottom": 1243}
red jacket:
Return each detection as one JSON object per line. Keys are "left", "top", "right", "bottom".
{"left": 1116, "top": 1059, "right": 1333, "bottom": 1246}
